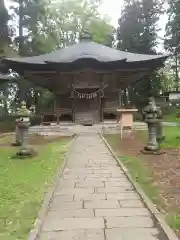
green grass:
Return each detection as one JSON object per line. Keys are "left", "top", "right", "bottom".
{"left": 105, "top": 131, "right": 180, "bottom": 235}
{"left": 120, "top": 155, "right": 165, "bottom": 209}
{"left": 167, "top": 214, "right": 180, "bottom": 231}
{"left": 0, "top": 138, "right": 71, "bottom": 240}
{"left": 163, "top": 111, "right": 179, "bottom": 123}
{"left": 162, "top": 127, "right": 180, "bottom": 148}
{"left": 140, "top": 126, "right": 180, "bottom": 148}
{"left": 105, "top": 135, "right": 165, "bottom": 211}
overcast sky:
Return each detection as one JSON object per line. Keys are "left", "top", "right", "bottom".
{"left": 5, "top": 0, "right": 168, "bottom": 51}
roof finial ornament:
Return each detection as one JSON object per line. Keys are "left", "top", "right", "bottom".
{"left": 79, "top": 30, "right": 93, "bottom": 42}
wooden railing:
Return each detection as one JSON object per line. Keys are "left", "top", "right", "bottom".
{"left": 40, "top": 107, "right": 72, "bottom": 125}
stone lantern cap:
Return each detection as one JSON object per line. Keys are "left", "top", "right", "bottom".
{"left": 16, "top": 101, "right": 31, "bottom": 118}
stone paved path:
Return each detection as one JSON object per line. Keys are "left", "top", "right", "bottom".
{"left": 38, "top": 134, "right": 164, "bottom": 240}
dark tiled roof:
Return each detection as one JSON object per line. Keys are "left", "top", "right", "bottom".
{"left": 3, "top": 41, "right": 167, "bottom": 65}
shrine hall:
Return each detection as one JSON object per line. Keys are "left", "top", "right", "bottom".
{"left": 2, "top": 32, "right": 167, "bottom": 125}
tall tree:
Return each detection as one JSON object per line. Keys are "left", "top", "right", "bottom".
{"left": 11, "top": 0, "right": 114, "bottom": 55}
{"left": 11, "top": 0, "right": 47, "bottom": 56}
{"left": 47, "top": 0, "right": 114, "bottom": 47}
{"left": 165, "top": 0, "right": 180, "bottom": 91}
{"left": 9, "top": 0, "right": 114, "bottom": 109}
{"left": 117, "top": 0, "right": 164, "bottom": 107}
{"left": 0, "top": 0, "right": 10, "bottom": 57}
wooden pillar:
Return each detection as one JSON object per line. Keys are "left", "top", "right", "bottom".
{"left": 54, "top": 98, "right": 58, "bottom": 125}
{"left": 126, "top": 88, "right": 129, "bottom": 106}
{"left": 117, "top": 89, "right": 122, "bottom": 123}
{"left": 72, "top": 79, "right": 76, "bottom": 123}
{"left": 72, "top": 95, "right": 75, "bottom": 123}
{"left": 56, "top": 115, "right": 60, "bottom": 125}
{"left": 100, "top": 97, "right": 104, "bottom": 122}
{"left": 100, "top": 75, "right": 104, "bottom": 122}
{"left": 118, "top": 89, "right": 122, "bottom": 107}
{"left": 40, "top": 113, "right": 44, "bottom": 125}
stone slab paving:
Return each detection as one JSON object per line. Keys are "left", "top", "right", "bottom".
{"left": 38, "top": 134, "right": 166, "bottom": 240}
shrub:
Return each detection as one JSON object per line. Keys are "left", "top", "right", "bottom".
{"left": 0, "top": 116, "right": 16, "bottom": 133}
{"left": 30, "top": 115, "right": 41, "bottom": 126}
{"left": 0, "top": 114, "right": 41, "bottom": 133}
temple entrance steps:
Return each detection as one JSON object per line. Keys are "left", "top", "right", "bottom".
{"left": 29, "top": 122, "right": 147, "bottom": 136}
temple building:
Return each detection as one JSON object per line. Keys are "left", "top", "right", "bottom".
{"left": 2, "top": 32, "right": 167, "bottom": 125}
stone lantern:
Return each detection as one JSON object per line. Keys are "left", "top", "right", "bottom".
{"left": 156, "top": 106, "right": 165, "bottom": 143}
{"left": 12, "top": 108, "right": 22, "bottom": 146}
{"left": 0, "top": 95, "right": 5, "bottom": 116}
{"left": 141, "top": 96, "right": 161, "bottom": 154}
{"left": 15, "top": 101, "right": 35, "bottom": 158}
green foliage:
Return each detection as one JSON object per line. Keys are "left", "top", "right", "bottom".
{"left": 0, "top": 0, "right": 10, "bottom": 56}
{"left": 165, "top": 0, "right": 180, "bottom": 55}
{"left": 30, "top": 115, "right": 41, "bottom": 126}
{"left": 117, "top": 0, "right": 164, "bottom": 107}
{"left": 165, "top": 0, "right": 180, "bottom": 91}
{"left": 0, "top": 115, "right": 40, "bottom": 133}
{"left": 46, "top": 0, "right": 114, "bottom": 47}
{"left": 176, "top": 108, "right": 180, "bottom": 127}
{"left": 167, "top": 214, "right": 180, "bottom": 231}
{"left": 10, "top": 0, "right": 114, "bottom": 56}
{"left": 3, "top": 0, "right": 114, "bottom": 115}
{"left": 163, "top": 107, "right": 180, "bottom": 122}
{"left": 117, "top": 0, "right": 164, "bottom": 53}
{"left": 0, "top": 116, "right": 16, "bottom": 132}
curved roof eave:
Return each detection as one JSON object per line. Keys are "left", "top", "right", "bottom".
{"left": 0, "top": 73, "right": 15, "bottom": 81}
{"left": 2, "top": 56, "right": 168, "bottom": 69}
{"left": 2, "top": 40, "right": 169, "bottom": 66}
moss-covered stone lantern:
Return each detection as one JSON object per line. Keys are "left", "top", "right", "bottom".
{"left": 141, "top": 96, "right": 162, "bottom": 154}
{"left": 156, "top": 106, "right": 165, "bottom": 143}
{"left": 14, "top": 101, "right": 35, "bottom": 158}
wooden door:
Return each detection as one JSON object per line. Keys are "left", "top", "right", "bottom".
{"left": 75, "top": 96, "right": 100, "bottom": 125}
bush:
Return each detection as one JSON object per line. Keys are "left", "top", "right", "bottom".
{"left": 30, "top": 115, "right": 41, "bottom": 126}
{"left": 134, "top": 111, "right": 143, "bottom": 121}
{"left": 0, "top": 116, "right": 16, "bottom": 133}
{"left": 176, "top": 109, "right": 180, "bottom": 126}
{"left": 0, "top": 114, "right": 41, "bottom": 133}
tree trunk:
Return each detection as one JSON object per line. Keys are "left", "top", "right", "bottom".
{"left": 19, "top": 0, "right": 23, "bottom": 55}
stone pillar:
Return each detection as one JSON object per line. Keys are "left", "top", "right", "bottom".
{"left": 14, "top": 119, "right": 21, "bottom": 146}
{"left": 12, "top": 109, "right": 22, "bottom": 146}
{"left": 144, "top": 120, "right": 159, "bottom": 151}
{"left": 156, "top": 107, "right": 165, "bottom": 143}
